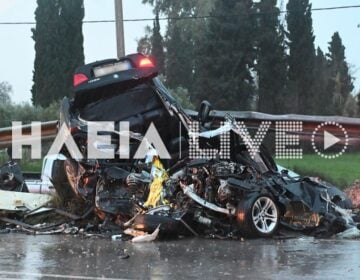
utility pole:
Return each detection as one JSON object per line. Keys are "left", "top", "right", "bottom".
{"left": 114, "top": 0, "right": 125, "bottom": 58}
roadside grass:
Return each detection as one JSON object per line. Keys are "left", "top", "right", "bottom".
{"left": 21, "top": 160, "right": 42, "bottom": 172}
{"left": 277, "top": 153, "right": 360, "bottom": 189}
{"left": 0, "top": 150, "right": 42, "bottom": 172}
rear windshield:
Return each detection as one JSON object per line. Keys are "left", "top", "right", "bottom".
{"left": 78, "top": 83, "right": 165, "bottom": 123}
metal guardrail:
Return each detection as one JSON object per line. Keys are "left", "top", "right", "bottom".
{"left": 0, "top": 120, "right": 58, "bottom": 149}
{"left": 0, "top": 111, "right": 358, "bottom": 149}
{"left": 186, "top": 110, "right": 360, "bottom": 146}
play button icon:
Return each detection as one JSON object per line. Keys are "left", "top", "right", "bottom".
{"left": 324, "top": 131, "right": 341, "bottom": 150}
{"left": 311, "top": 122, "right": 349, "bottom": 159}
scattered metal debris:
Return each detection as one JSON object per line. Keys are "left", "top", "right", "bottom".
{"left": 131, "top": 225, "right": 161, "bottom": 243}
{"left": 0, "top": 160, "right": 28, "bottom": 192}
{"left": 345, "top": 180, "right": 360, "bottom": 208}
{"left": 0, "top": 190, "right": 52, "bottom": 211}
{"left": 336, "top": 227, "right": 360, "bottom": 239}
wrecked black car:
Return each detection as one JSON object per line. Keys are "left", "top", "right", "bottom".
{"left": 120, "top": 120, "right": 354, "bottom": 238}
{"left": 0, "top": 160, "right": 28, "bottom": 192}
{"left": 52, "top": 53, "right": 356, "bottom": 239}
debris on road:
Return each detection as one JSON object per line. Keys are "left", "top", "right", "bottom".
{"left": 336, "top": 227, "right": 360, "bottom": 239}
{"left": 0, "top": 160, "right": 28, "bottom": 193}
{"left": 0, "top": 190, "right": 52, "bottom": 211}
{"left": 131, "top": 225, "right": 161, "bottom": 243}
{"left": 345, "top": 180, "right": 360, "bottom": 208}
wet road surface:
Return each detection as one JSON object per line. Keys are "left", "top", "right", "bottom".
{"left": 0, "top": 234, "right": 359, "bottom": 279}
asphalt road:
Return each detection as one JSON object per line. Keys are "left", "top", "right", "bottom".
{"left": 0, "top": 234, "right": 359, "bottom": 280}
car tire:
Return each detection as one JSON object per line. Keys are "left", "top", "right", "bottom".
{"left": 63, "top": 159, "right": 80, "bottom": 196}
{"left": 52, "top": 159, "right": 76, "bottom": 200}
{"left": 237, "top": 194, "right": 279, "bottom": 238}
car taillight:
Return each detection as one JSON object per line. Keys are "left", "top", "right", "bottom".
{"left": 138, "top": 57, "right": 154, "bottom": 68}
{"left": 73, "top": 73, "right": 88, "bottom": 87}
{"left": 70, "top": 126, "right": 80, "bottom": 134}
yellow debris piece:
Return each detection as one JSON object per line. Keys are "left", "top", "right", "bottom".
{"left": 144, "top": 157, "right": 168, "bottom": 208}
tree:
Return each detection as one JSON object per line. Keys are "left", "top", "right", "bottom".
{"left": 194, "top": 0, "right": 257, "bottom": 110}
{"left": 32, "top": 0, "right": 84, "bottom": 107}
{"left": 166, "top": 21, "right": 194, "bottom": 89}
{"left": 142, "top": 0, "right": 199, "bottom": 16}
{"left": 312, "top": 47, "right": 332, "bottom": 115}
{"left": 342, "top": 94, "right": 358, "bottom": 117}
{"left": 164, "top": 3, "right": 198, "bottom": 90}
{"left": 0, "top": 81, "right": 12, "bottom": 127}
{"left": 286, "top": 0, "right": 316, "bottom": 114}
{"left": 255, "top": 0, "right": 288, "bottom": 114}
{"left": 150, "top": 12, "right": 165, "bottom": 74}
{"left": 31, "top": 0, "right": 60, "bottom": 106}
{"left": 58, "top": 0, "right": 85, "bottom": 99}
{"left": 169, "top": 86, "right": 195, "bottom": 110}
{"left": 137, "top": 26, "right": 152, "bottom": 55}
{"left": 0, "top": 81, "right": 60, "bottom": 127}
{"left": 142, "top": 0, "right": 213, "bottom": 92}
{"left": 0, "top": 81, "right": 12, "bottom": 104}
{"left": 326, "top": 32, "right": 354, "bottom": 115}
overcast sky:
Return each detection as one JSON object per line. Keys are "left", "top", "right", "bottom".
{"left": 0, "top": 0, "right": 359, "bottom": 103}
